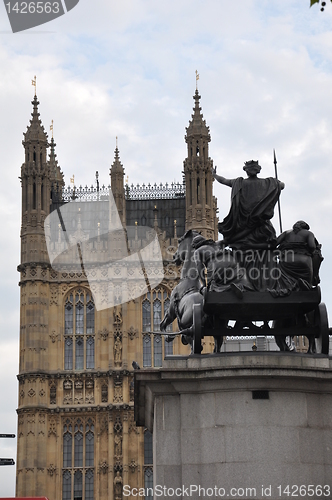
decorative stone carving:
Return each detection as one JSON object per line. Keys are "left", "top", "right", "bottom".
{"left": 113, "top": 305, "right": 123, "bottom": 325}
{"left": 28, "top": 388, "right": 36, "bottom": 398}
{"left": 47, "top": 464, "right": 57, "bottom": 477}
{"left": 27, "top": 411, "right": 35, "bottom": 436}
{"left": 74, "top": 379, "right": 83, "bottom": 404}
{"left": 114, "top": 433, "right": 122, "bottom": 457}
{"left": 196, "top": 208, "right": 202, "bottom": 222}
{"left": 86, "top": 379, "right": 94, "bottom": 389}
{"left": 48, "top": 416, "right": 58, "bottom": 437}
{"left": 49, "top": 330, "right": 59, "bottom": 343}
{"left": 114, "top": 335, "right": 122, "bottom": 367}
{"left": 50, "top": 270, "right": 57, "bottom": 280}
{"left": 101, "top": 382, "right": 108, "bottom": 403}
{"left": 50, "top": 383, "right": 56, "bottom": 405}
{"left": 63, "top": 379, "right": 73, "bottom": 405}
{"left": 98, "top": 328, "right": 109, "bottom": 341}
{"left": 30, "top": 267, "right": 37, "bottom": 277}
{"left": 99, "top": 461, "right": 109, "bottom": 475}
{"left": 114, "top": 385, "right": 123, "bottom": 404}
{"left": 114, "top": 471, "right": 123, "bottom": 500}
{"left": 113, "top": 461, "right": 123, "bottom": 473}
{"left": 63, "top": 379, "right": 72, "bottom": 390}
{"left": 85, "top": 379, "right": 94, "bottom": 404}
{"left": 113, "top": 416, "right": 122, "bottom": 434}
{"left": 129, "top": 460, "right": 139, "bottom": 473}
{"left": 29, "top": 283, "right": 38, "bottom": 296}
{"left": 127, "top": 326, "right": 138, "bottom": 340}
{"left": 128, "top": 412, "right": 139, "bottom": 435}
{"left": 99, "top": 415, "right": 108, "bottom": 436}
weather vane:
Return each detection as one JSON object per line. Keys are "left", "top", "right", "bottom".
{"left": 50, "top": 120, "right": 54, "bottom": 139}
{"left": 195, "top": 70, "right": 199, "bottom": 90}
{"left": 31, "top": 75, "right": 36, "bottom": 96}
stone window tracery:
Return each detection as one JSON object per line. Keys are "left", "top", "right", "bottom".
{"left": 62, "top": 417, "right": 95, "bottom": 500}
{"left": 142, "top": 288, "right": 173, "bottom": 367}
{"left": 64, "top": 290, "right": 95, "bottom": 371}
{"left": 144, "top": 429, "right": 153, "bottom": 500}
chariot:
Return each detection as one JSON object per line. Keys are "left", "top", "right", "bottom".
{"left": 188, "top": 286, "right": 330, "bottom": 355}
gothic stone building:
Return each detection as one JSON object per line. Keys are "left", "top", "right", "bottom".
{"left": 16, "top": 88, "right": 218, "bottom": 499}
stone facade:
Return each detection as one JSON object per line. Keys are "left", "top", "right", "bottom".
{"left": 136, "top": 354, "right": 332, "bottom": 499}
{"left": 16, "top": 90, "right": 218, "bottom": 499}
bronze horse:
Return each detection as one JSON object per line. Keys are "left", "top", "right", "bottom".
{"left": 160, "top": 230, "right": 223, "bottom": 352}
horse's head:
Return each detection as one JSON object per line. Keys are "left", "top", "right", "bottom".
{"left": 173, "top": 230, "right": 200, "bottom": 265}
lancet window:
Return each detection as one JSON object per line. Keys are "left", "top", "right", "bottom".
{"left": 64, "top": 289, "right": 95, "bottom": 370}
{"left": 142, "top": 288, "right": 173, "bottom": 367}
{"left": 144, "top": 429, "right": 153, "bottom": 500}
{"left": 62, "top": 417, "right": 95, "bottom": 500}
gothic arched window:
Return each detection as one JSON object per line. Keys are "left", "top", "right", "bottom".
{"left": 141, "top": 288, "right": 173, "bottom": 367}
{"left": 62, "top": 417, "right": 94, "bottom": 500}
{"left": 64, "top": 290, "right": 95, "bottom": 370}
{"left": 144, "top": 429, "right": 153, "bottom": 500}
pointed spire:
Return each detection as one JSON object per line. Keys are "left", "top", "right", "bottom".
{"left": 110, "top": 137, "right": 124, "bottom": 174}
{"left": 48, "top": 137, "right": 58, "bottom": 178}
{"left": 47, "top": 127, "right": 64, "bottom": 187}
{"left": 24, "top": 95, "right": 48, "bottom": 143}
{"left": 153, "top": 205, "right": 158, "bottom": 231}
{"left": 49, "top": 137, "right": 57, "bottom": 163}
{"left": 185, "top": 88, "right": 210, "bottom": 140}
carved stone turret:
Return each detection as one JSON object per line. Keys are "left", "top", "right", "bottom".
{"left": 48, "top": 136, "right": 65, "bottom": 208}
{"left": 110, "top": 139, "right": 126, "bottom": 225}
{"left": 20, "top": 95, "right": 53, "bottom": 266}
{"left": 183, "top": 89, "right": 217, "bottom": 239}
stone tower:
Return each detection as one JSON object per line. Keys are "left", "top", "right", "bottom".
{"left": 16, "top": 89, "right": 218, "bottom": 500}
{"left": 183, "top": 88, "right": 218, "bottom": 239}
{"left": 21, "top": 95, "right": 53, "bottom": 265}
{"left": 17, "top": 95, "right": 64, "bottom": 497}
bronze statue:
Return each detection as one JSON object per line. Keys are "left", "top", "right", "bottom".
{"left": 276, "top": 220, "right": 323, "bottom": 289}
{"left": 160, "top": 230, "right": 204, "bottom": 348}
{"left": 158, "top": 161, "right": 329, "bottom": 355}
{"left": 213, "top": 160, "right": 284, "bottom": 249}
{"left": 192, "top": 234, "right": 253, "bottom": 296}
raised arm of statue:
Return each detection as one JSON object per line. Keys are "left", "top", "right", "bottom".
{"left": 212, "top": 167, "right": 234, "bottom": 188}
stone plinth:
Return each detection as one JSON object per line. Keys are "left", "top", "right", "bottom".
{"left": 135, "top": 353, "right": 332, "bottom": 500}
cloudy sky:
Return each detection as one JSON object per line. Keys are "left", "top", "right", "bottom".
{"left": 1, "top": 0, "right": 332, "bottom": 495}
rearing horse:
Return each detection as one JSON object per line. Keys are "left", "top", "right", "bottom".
{"left": 160, "top": 230, "right": 204, "bottom": 348}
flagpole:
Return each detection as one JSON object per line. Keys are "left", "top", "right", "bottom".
{"left": 274, "top": 149, "right": 283, "bottom": 234}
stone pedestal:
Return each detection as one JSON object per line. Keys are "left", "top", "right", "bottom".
{"left": 135, "top": 353, "right": 332, "bottom": 500}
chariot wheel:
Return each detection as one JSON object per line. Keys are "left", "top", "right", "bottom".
{"left": 314, "top": 303, "right": 330, "bottom": 355}
{"left": 192, "top": 303, "right": 203, "bottom": 354}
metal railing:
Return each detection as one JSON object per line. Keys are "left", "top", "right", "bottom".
{"left": 61, "top": 181, "right": 185, "bottom": 202}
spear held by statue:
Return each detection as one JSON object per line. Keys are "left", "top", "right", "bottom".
{"left": 274, "top": 149, "right": 283, "bottom": 234}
